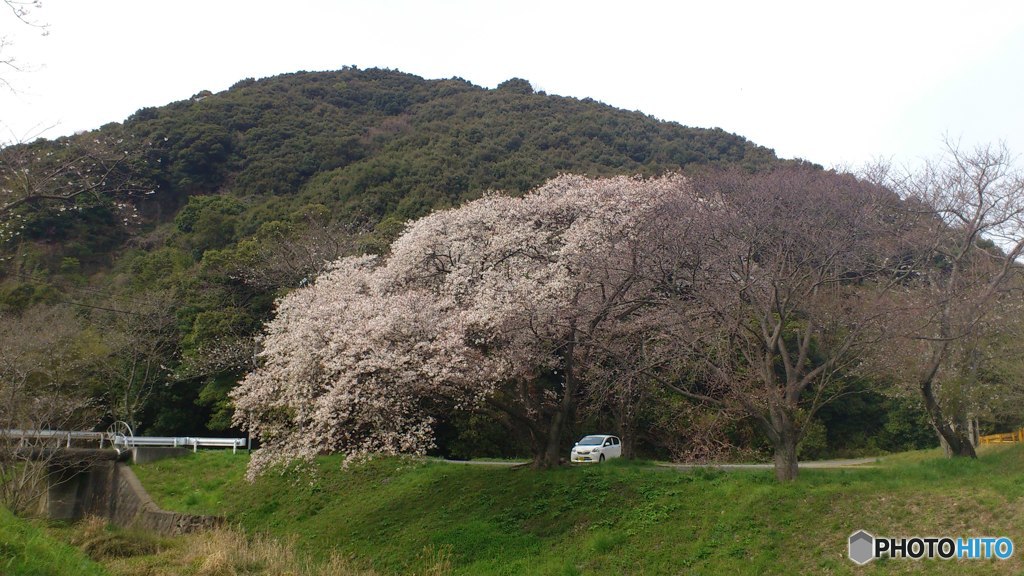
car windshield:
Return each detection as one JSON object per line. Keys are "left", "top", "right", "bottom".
{"left": 578, "top": 436, "right": 604, "bottom": 446}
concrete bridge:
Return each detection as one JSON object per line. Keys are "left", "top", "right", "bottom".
{"left": 5, "top": 430, "right": 232, "bottom": 536}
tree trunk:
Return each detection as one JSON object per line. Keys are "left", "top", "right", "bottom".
{"left": 772, "top": 432, "right": 800, "bottom": 482}
{"left": 936, "top": 424, "right": 977, "bottom": 458}
{"left": 937, "top": 429, "right": 977, "bottom": 458}
{"left": 616, "top": 403, "right": 638, "bottom": 460}
{"left": 620, "top": 431, "right": 637, "bottom": 460}
{"left": 531, "top": 325, "right": 580, "bottom": 469}
{"left": 751, "top": 404, "right": 801, "bottom": 482}
{"left": 535, "top": 409, "right": 565, "bottom": 469}
{"left": 921, "top": 380, "right": 977, "bottom": 459}
{"left": 527, "top": 394, "right": 573, "bottom": 469}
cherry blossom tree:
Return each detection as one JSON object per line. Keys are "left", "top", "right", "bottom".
{"left": 232, "top": 167, "right": 938, "bottom": 481}
{"left": 231, "top": 256, "right": 489, "bottom": 479}
{"left": 232, "top": 174, "right": 703, "bottom": 475}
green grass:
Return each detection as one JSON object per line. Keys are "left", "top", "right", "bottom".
{"left": 0, "top": 506, "right": 109, "bottom": 576}
{"left": 125, "top": 445, "right": 1024, "bottom": 575}
{"left": 129, "top": 450, "right": 247, "bottom": 515}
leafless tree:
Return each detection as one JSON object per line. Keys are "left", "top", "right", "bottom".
{"left": 875, "top": 140, "right": 1024, "bottom": 457}
{"left": 0, "top": 305, "right": 99, "bottom": 514}
{"left": 660, "top": 167, "right": 907, "bottom": 481}
{"left": 577, "top": 193, "right": 711, "bottom": 459}
{"left": 0, "top": 134, "right": 153, "bottom": 225}
{"left": 0, "top": 0, "right": 47, "bottom": 92}
{"left": 212, "top": 210, "right": 364, "bottom": 292}
{"left": 94, "top": 291, "right": 179, "bottom": 432}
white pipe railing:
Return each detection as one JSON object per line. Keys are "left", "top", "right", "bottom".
{"left": 1, "top": 429, "right": 248, "bottom": 453}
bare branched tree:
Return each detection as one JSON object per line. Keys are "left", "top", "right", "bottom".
{"left": 94, "top": 291, "right": 179, "bottom": 432}
{"left": 877, "top": 140, "right": 1024, "bottom": 457}
{"left": 214, "top": 211, "right": 364, "bottom": 292}
{"left": 661, "top": 167, "right": 908, "bottom": 480}
{"left": 0, "top": 305, "right": 99, "bottom": 515}
{"left": 0, "top": 0, "right": 48, "bottom": 92}
{"left": 0, "top": 134, "right": 153, "bottom": 218}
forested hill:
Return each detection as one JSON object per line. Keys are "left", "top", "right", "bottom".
{"left": 127, "top": 68, "right": 786, "bottom": 227}
{"left": 0, "top": 67, "right": 799, "bottom": 438}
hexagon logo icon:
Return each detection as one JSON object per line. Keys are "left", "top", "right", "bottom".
{"left": 849, "top": 530, "right": 875, "bottom": 565}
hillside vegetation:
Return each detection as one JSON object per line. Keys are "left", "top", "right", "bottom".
{"left": 0, "top": 67, "right": 947, "bottom": 466}
{"left": 103, "top": 446, "right": 1024, "bottom": 575}
{"left": 0, "top": 68, "right": 793, "bottom": 442}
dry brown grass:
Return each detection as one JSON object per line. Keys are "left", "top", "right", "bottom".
{"left": 186, "top": 528, "right": 370, "bottom": 576}
{"left": 70, "top": 515, "right": 163, "bottom": 560}
{"left": 87, "top": 523, "right": 452, "bottom": 576}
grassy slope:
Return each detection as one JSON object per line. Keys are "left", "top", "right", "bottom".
{"left": 0, "top": 506, "right": 108, "bottom": 576}
{"left": 129, "top": 446, "right": 1024, "bottom": 575}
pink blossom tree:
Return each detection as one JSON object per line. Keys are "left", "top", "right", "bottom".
{"left": 232, "top": 174, "right": 703, "bottom": 475}
{"left": 231, "top": 256, "right": 490, "bottom": 479}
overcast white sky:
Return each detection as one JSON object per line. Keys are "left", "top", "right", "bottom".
{"left": 2, "top": 0, "right": 1023, "bottom": 169}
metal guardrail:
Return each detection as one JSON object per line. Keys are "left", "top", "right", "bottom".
{"left": 1, "top": 429, "right": 248, "bottom": 453}
{"left": 114, "top": 436, "right": 248, "bottom": 453}
{"left": 979, "top": 428, "right": 1024, "bottom": 445}
{"left": 1, "top": 429, "right": 109, "bottom": 448}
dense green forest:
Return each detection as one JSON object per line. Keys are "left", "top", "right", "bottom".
{"left": 0, "top": 67, "right": 936, "bottom": 459}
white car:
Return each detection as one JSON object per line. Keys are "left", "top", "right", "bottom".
{"left": 570, "top": 434, "right": 622, "bottom": 463}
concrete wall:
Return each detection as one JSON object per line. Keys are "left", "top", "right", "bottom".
{"left": 45, "top": 459, "right": 117, "bottom": 521}
{"left": 110, "top": 463, "right": 223, "bottom": 535}
{"left": 44, "top": 454, "right": 222, "bottom": 536}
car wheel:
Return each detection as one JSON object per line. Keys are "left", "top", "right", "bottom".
{"left": 599, "top": 454, "right": 605, "bottom": 463}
